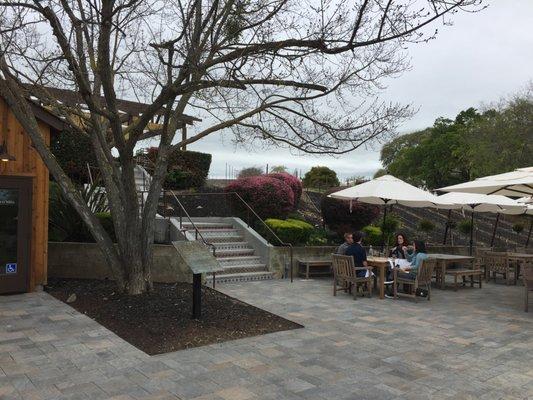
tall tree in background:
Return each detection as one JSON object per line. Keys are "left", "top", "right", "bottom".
{"left": 381, "top": 97, "right": 533, "bottom": 190}
{"left": 0, "top": 0, "right": 483, "bottom": 294}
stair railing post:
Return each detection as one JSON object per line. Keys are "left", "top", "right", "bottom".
{"left": 289, "top": 246, "right": 293, "bottom": 283}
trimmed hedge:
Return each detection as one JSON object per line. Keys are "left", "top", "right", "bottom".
{"left": 225, "top": 175, "right": 294, "bottom": 219}
{"left": 142, "top": 147, "right": 212, "bottom": 190}
{"left": 321, "top": 188, "right": 380, "bottom": 236}
{"left": 265, "top": 218, "right": 314, "bottom": 245}
{"left": 267, "top": 173, "right": 302, "bottom": 207}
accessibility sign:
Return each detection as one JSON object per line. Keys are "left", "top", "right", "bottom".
{"left": 6, "top": 263, "right": 17, "bottom": 274}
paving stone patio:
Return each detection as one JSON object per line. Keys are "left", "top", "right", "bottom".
{"left": 1, "top": 278, "right": 532, "bottom": 400}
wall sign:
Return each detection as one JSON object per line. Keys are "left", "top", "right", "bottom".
{"left": 6, "top": 263, "right": 17, "bottom": 274}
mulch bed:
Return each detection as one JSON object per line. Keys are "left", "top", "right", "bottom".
{"left": 46, "top": 278, "right": 302, "bottom": 355}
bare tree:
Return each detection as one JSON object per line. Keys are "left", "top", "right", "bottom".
{"left": 0, "top": 0, "right": 483, "bottom": 294}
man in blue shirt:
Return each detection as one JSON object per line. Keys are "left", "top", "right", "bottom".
{"left": 345, "top": 231, "right": 368, "bottom": 277}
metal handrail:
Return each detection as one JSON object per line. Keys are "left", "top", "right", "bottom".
{"left": 164, "top": 190, "right": 218, "bottom": 287}
{"left": 232, "top": 192, "right": 294, "bottom": 282}
{"left": 173, "top": 191, "right": 295, "bottom": 282}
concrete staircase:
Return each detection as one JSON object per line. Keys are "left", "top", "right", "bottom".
{"left": 180, "top": 221, "right": 275, "bottom": 284}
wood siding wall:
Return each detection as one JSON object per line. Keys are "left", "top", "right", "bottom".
{"left": 0, "top": 98, "right": 50, "bottom": 291}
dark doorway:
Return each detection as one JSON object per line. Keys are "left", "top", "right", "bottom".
{"left": 0, "top": 176, "right": 32, "bottom": 294}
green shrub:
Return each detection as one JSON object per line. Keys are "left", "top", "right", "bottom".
{"left": 512, "top": 223, "right": 525, "bottom": 234}
{"left": 362, "top": 225, "right": 383, "bottom": 246}
{"left": 381, "top": 214, "right": 401, "bottom": 245}
{"left": 306, "top": 228, "right": 329, "bottom": 246}
{"left": 418, "top": 219, "right": 436, "bottom": 237}
{"left": 49, "top": 182, "right": 115, "bottom": 242}
{"left": 458, "top": 219, "right": 473, "bottom": 235}
{"left": 141, "top": 147, "right": 211, "bottom": 189}
{"left": 361, "top": 225, "right": 397, "bottom": 246}
{"left": 264, "top": 218, "right": 314, "bottom": 245}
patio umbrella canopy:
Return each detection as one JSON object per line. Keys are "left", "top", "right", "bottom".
{"left": 329, "top": 175, "right": 456, "bottom": 248}
{"left": 439, "top": 167, "right": 533, "bottom": 197}
{"left": 329, "top": 175, "right": 444, "bottom": 207}
{"left": 435, "top": 192, "right": 527, "bottom": 254}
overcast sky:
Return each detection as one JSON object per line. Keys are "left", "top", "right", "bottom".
{"left": 165, "top": 0, "right": 533, "bottom": 181}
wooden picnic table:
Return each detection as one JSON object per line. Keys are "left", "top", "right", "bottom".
{"left": 427, "top": 254, "right": 475, "bottom": 289}
{"left": 366, "top": 256, "right": 389, "bottom": 299}
{"left": 298, "top": 259, "right": 332, "bottom": 279}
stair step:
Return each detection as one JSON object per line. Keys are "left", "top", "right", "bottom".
{"left": 211, "top": 242, "right": 253, "bottom": 250}
{"left": 217, "top": 256, "right": 262, "bottom": 266}
{"left": 215, "top": 248, "right": 255, "bottom": 257}
{"left": 219, "top": 264, "right": 268, "bottom": 274}
{"left": 206, "top": 271, "right": 275, "bottom": 284}
{"left": 206, "top": 235, "right": 245, "bottom": 243}
{"left": 182, "top": 224, "right": 235, "bottom": 230}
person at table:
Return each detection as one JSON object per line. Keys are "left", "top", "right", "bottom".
{"left": 397, "top": 240, "right": 428, "bottom": 280}
{"left": 389, "top": 233, "right": 409, "bottom": 259}
{"left": 336, "top": 232, "right": 354, "bottom": 255}
{"left": 345, "top": 231, "right": 368, "bottom": 277}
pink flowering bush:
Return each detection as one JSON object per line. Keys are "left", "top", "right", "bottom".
{"left": 267, "top": 173, "right": 303, "bottom": 208}
{"left": 226, "top": 176, "right": 294, "bottom": 219}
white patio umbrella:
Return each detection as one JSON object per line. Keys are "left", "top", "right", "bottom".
{"left": 436, "top": 192, "right": 526, "bottom": 254}
{"left": 439, "top": 167, "right": 533, "bottom": 197}
{"left": 499, "top": 205, "right": 533, "bottom": 248}
{"left": 329, "top": 175, "right": 456, "bottom": 247}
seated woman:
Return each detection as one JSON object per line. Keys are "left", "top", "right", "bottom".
{"left": 397, "top": 240, "right": 428, "bottom": 280}
{"left": 384, "top": 233, "right": 410, "bottom": 297}
{"left": 389, "top": 233, "right": 409, "bottom": 259}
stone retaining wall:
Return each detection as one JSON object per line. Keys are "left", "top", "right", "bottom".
{"left": 269, "top": 245, "right": 475, "bottom": 278}
{"left": 48, "top": 242, "right": 191, "bottom": 284}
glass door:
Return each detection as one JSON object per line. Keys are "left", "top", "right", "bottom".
{"left": 0, "top": 178, "right": 31, "bottom": 294}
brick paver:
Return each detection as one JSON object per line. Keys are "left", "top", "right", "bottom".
{"left": 1, "top": 279, "right": 532, "bottom": 399}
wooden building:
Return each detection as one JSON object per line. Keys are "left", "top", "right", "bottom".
{"left": 0, "top": 97, "right": 63, "bottom": 294}
{"left": 0, "top": 87, "right": 198, "bottom": 294}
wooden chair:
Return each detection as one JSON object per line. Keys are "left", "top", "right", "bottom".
{"left": 486, "top": 253, "right": 517, "bottom": 285}
{"left": 331, "top": 254, "right": 373, "bottom": 300}
{"left": 523, "top": 264, "right": 533, "bottom": 312}
{"left": 393, "top": 259, "right": 436, "bottom": 302}
{"left": 474, "top": 247, "right": 491, "bottom": 280}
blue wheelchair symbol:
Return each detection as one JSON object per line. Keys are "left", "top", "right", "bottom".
{"left": 6, "top": 263, "right": 17, "bottom": 274}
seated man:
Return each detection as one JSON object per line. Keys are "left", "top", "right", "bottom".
{"left": 397, "top": 240, "right": 428, "bottom": 280}
{"left": 336, "top": 232, "right": 353, "bottom": 255}
{"left": 345, "top": 231, "right": 368, "bottom": 277}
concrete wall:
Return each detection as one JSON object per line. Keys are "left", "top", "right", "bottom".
{"left": 270, "top": 245, "right": 476, "bottom": 278}
{"left": 48, "top": 242, "right": 192, "bottom": 283}
{"left": 270, "top": 246, "right": 337, "bottom": 278}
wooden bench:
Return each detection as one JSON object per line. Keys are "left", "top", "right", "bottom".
{"left": 445, "top": 262, "right": 483, "bottom": 291}
{"left": 297, "top": 259, "right": 332, "bottom": 279}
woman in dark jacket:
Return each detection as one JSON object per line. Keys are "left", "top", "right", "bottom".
{"left": 389, "top": 233, "right": 409, "bottom": 259}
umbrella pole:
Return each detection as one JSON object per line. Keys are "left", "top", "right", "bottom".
{"left": 381, "top": 203, "right": 388, "bottom": 251}
{"left": 469, "top": 211, "right": 475, "bottom": 256}
{"left": 443, "top": 209, "right": 452, "bottom": 244}
{"left": 526, "top": 217, "right": 533, "bottom": 248}
{"left": 490, "top": 213, "right": 500, "bottom": 248}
